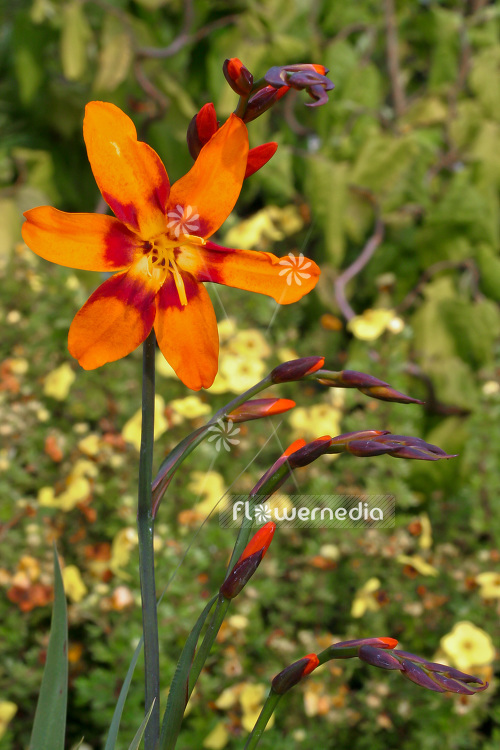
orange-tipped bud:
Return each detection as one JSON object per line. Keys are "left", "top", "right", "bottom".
{"left": 272, "top": 653, "right": 319, "bottom": 694}
{"left": 244, "top": 142, "right": 278, "bottom": 179}
{"left": 223, "top": 57, "right": 254, "bottom": 96}
{"left": 220, "top": 522, "right": 276, "bottom": 599}
{"left": 322, "top": 636, "right": 398, "bottom": 660}
{"left": 227, "top": 398, "right": 295, "bottom": 423}
{"left": 238, "top": 521, "right": 276, "bottom": 564}
{"left": 187, "top": 103, "right": 218, "bottom": 159}
{"left": 287, "top": 436, "right": 332, "bottom": 468}
{"left": 250, "top": 439, "right": 306, "bottom": 497}
{"left": 271, "top": 356, "right": 324, "bottom": 384}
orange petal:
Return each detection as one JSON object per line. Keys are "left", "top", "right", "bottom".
{"left": 83, "top": 101, "right": 170, "bottom": 239}
{"left": 154, "top": 274, "right": 218, "bottom": 390}
{"left": 244, "top": 142, "right": 277, "bottom": 179}
{"left": 22, "top": 207, "right": 139, "bottom": 271}
{"left": 68, "top": 265, "right": 157, "bottom": 369}
{"left": 179, "top": 242, "right": 320, "bottom": 304}
{"left": 167, "top": 114, "right": 248, "bottom": 239}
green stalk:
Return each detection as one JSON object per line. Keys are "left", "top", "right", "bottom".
{"left": 137, "top": 330, "right": 160, "bottom": 749}
{"left": 243, "top": 690, "right": 282, "bottom": 749}
{"left": 188, "top": 595, "right": 230, "bottom": 697}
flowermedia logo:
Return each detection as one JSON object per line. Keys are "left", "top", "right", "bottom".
{"left": 219, "top": 495, "right": 395, "bottom": 528}
{"left": 278, "top": 253, "right": 313, "bottom": 286}
{"left": 166, "top": 204, "right": 200, "bottom": 237}
{"left": 207, "top": 419, "right": 240, "bottom": 452}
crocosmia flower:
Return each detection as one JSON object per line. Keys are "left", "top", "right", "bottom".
{"left": 22, "top": 103, "right": 320, "bottom": 390}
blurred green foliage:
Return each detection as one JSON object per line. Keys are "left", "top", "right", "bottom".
{"left": 1, "top": 0, "right": 500, "bottom": 748}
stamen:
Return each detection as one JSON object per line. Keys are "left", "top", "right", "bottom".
{"left": 170, "top": 259, "right": 188, "bottom": 306}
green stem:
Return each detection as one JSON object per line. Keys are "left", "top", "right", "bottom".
{"left": 243, "top": 690, "right": 282, "bottom": 749}
{"left": 152, "top": 375, "right": 273, "bottom": 516}
{"left": 188, "top": 595, "right": 230, "bottom": 697}
{"left": 137, "top": 329, "right": 160, "bottom": 749}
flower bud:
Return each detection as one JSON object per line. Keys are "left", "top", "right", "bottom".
{"left": 271, "top": 653, "right": 319, "bottom": 694}
{"left": 271, "top": 356, "right": 324, "bottom": 384}
{"left": 323, "top": 636, "right": 398, "bottom": 660}
{"left": 227, "top": 398, "right": 295, "bottom": 423}
{"left": 286, "top": 436, "right": 332, "bottom": 468}
{"left": 358, "top": 645, "right": 402, "bottom": 670}
{"left": 187, "top": 103, "right": 218, "bottom": 159}
{"left": 317, "top": 370, "right": 423, "bottom": 405}
{"left": 223, "top": 58, "right": 254, "bottom": 96}
{"left": 250, "top": 439, "right": 306, "bottom": 497}
{"left": 220, "top": 522, "right": 275, "bottom": 599}
{"left": 242, "top": 85, "right": 289, "bottom": 123}
{"left": 263, "top": 64, "right": 334, "bottom": 107}
{"left": 400, "top": 659, "right": 447, "bottom": 692}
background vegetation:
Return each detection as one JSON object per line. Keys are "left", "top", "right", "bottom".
{"left": 1, "top": 0, "right": 499, "bottom": 748}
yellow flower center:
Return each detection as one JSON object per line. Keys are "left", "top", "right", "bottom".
{"left": 144, "top": 233, "right": 206, "bottom": 307}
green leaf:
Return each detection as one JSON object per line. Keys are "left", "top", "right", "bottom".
{"left": 429, "top": 9, "right": 460, "bottom": 91}
{"left": 476, "top": 244, "right": 500, "bottom": 302}
{"left": 127, "top": 699, "right": 156, "bottom": 750}
{"left": 93, "top": 14, "right": 133, "bottom": 92}
{"left": 29, "top": 545, "right": 68, "bottom": 750}
{"left": 104, "top": 637, "right": 143, "bottom": 750}
{"left": 158, "top": 595, "right": 217, "bottom": 750}
{"left": 60, "top": 1, "right": 92, "bottom": 82}
{"left": 304, "top": 157, "right": 348, "bottom": 264}
{"left": 440, "top": 298, "right": 500, "bottom": 369}
{"left": 470, "top": 47, "right": 500, "bottom": 121}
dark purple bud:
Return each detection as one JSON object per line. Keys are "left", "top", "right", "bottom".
{"left": 346, "top": 440, "right": 395, "bottom": 457}
{"left": 400, "top": 659, "right": 446, "bottom": 692}
{"left": 272, "top": 654, "right": 319, "bottom": 694}
{"left": 220, "top": 550, "right": 263, "bottom": 599}
{"left": 358, "top": 645, "right": 403, "bottom": 670}
{"left": 271, "top": 357, "right": 324, "bottom": 383}
{"left": 287, "top": 437, "right": 332, "bottom": 468}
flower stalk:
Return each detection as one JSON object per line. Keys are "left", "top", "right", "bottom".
{"left": 137, "top": 329, "right": 160, "bottom": 749}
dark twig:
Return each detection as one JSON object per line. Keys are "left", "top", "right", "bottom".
{"left": 384, "top": 0, "right": 406, "bottom": 118}
{"left": 334, "top": 189, "right": 385, "bottom": 321}
{"left": 137, "top": 13, "right": 240, "bottom": 59}
{"left": 396, "top": 259, "right": 482, "bottom": 313}
{"left": 405, "top": 364, "right": 471, "bottom": 417}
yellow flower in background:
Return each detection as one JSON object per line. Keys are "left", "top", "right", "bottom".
{"left": 289, "top": 391, "right": 343, "bottom": 441}
{"left": 110, "top": 527, "right": 138, "bottom": 577}
{"left": 440, "top": 621, "right": 495, "bottom": 671}
{"left": 170, "top": 396, "right": 211, "bottom": 420}
{"left": 0, "top": 701, "right": 17, "bottom": 741}
{"left": 62, "top": 565, "right": 88, "bottom": 603}
{"left": 240, "top": 683, "right": 274, "bottom": 732}
{"left": 419, "top": 513, "right": 433, "bottom": 550}
{"left": 38, "top": 459, "right": 97, "bottom": 512}
{"left": 122, "top": 394, "right": 168, "bottom": 451}
{"left": 225, "top": 329, "right": 271, "bottom": 359}
{"left": 347, "top": 308, "right": 399, "bottom": 341}
{"left": 43, "top": 362, "right": 75, "bottom": 400}
{"left": 78, "top": 433, "right": 101, "bottom": 457}
{"left": 475, "top": 572, "right": 500, "bottom": 599}
{"left": 188, "top": 471, "right": 228, "bottom": 515}
{"left": 203, "top": 722, "right": 229, "bottom": 750}
{"left": 224, "top": 205, "right": 303, "bottom": 250}
{"left": 396, "top": 554, "right": 438, "bottom": 577}
{"left": 351, "top": 577, "right": 380, "bottom": 618}
{"left": 219, "top": 354, "right": 266, "bottom": 393}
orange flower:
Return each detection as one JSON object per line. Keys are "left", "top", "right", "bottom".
{"left": 22, "top": 102, "right": 320, "bottom": 390}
